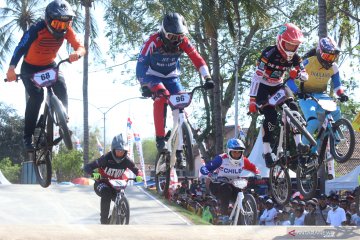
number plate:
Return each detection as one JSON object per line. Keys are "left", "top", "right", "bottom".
{"left": 268, "top": 89, "right": 286, "bottom": 106}
{"left": 109, "top": 179, "right": 126, "bottom": 187}
{"left": 31, "top": 68, "right": 57, "bottom": 87}
{"left": 168, "top": 93, "right": 191, "bottom": 109}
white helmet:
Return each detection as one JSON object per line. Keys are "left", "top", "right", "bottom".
{"left": 226, "top": 138, "right": 245, "bottom": 166}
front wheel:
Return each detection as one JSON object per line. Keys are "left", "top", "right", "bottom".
{"left": 296, "top": 164, "right": 318, "bottom": 200}
{"left": 51, "top": 96, "right": 73, "bottom": 150}
{"left": 330, "top": 118, "right": 355, "bottom": 163}
{"left": 110, "top": 197, "right": 130, "bottom": 225}
{"left": 155, "top": 152, "right": 170, "bottom": 196}
{"left": 269, "top": 164, "right": 291, "bottom": 206}
{"left": 238, "top": 194, "right": 258, "bottom": 225}
{"left": 182, "top": 123, "right": 194, "bottom": 172}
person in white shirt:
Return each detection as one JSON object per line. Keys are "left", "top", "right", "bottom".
{"left": 326, "top": 194, "right": 346, "bottom": 227}
{"left": 259, "top": 199, "right": 277, "bottom": 225}
{"left": 294, "top": 207, "right": 305, "bottom": 225}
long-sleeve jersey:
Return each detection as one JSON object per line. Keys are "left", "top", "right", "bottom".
{"left": 10, "top": 20, "right": 83, "bottom": 67}
{"left": 250, "top": 45, "right": 305, "bottom": 92}
{"left": 84, "top": 151, "right": 141, "bottom": 180}
{"left": 200, "top": 153, "right": 260, "bottom": 181}
{"left": 286, "top": 51, "right": 344, "bottom": 96}
{"left": 136, "top": 32, "right": 210, "bottom": 84}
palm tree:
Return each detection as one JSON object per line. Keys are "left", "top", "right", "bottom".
{"left": 0, "top": 0, "right": 44, "bottom": 68}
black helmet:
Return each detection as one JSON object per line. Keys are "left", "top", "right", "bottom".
{"left": 45, "top": 0, "right": 75, "bottom": 39}
{"left": 160, "top": 12, "right": 188, "bottom": 52}
{"left": 316, "top": 37, "right": 340, "bottom": 70}
{"left": 111, "top": 134, "right": 127, "bottom": 163}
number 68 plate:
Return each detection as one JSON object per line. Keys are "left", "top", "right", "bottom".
{"left": 31, "top": 68, "right": 58, "bottom": 88}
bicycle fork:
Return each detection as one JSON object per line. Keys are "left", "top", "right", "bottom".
{"left": 229, "top": 191, "right": 245, "bottom": 225}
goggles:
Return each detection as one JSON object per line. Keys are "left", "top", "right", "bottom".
{"left": 50, "top": 19, "right": 71, "bottom": 31}
{"left": 320, "top": 51, "right": 337, "bottom": 62}
{"left": 282, "top": 41, "right": 299, "bottom": 52}
{"left": 164, "top": 31, "right": 185, "bottom": 43}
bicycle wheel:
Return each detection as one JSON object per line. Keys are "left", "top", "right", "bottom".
{"left": 269, "top": 164, "right": 291, "bottom": 206}
{"left": 110, "top": 197, "right": 130, "bottom": 225}
{"left": 284, "top": 108, "right": 317, "bottom": 146}
{"left": 51, "top": 96, "right": 73, "bottom": 150}
{"left": 32, "top": 116, "right": 52, "bottom": 188}
{"left": 155, "top": 152, "right": 170, "bottom": 196}
{"left": 182, "top": 122, "right": 194, "bottom": 172}
{"left": 238, "top": 194, "right": 258, "bottom": 225}
{"left": 296, "top": 165, "right": 317, "bottom": 200}
{"left": 330, "top": 118, "right": 355, "bottom": 163}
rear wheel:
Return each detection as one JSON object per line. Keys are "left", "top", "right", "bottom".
{"left": 330, "top": 118, "right": 355, "bottom": 163}
{"left": 155, "top": 152, "right": 170, "bottom": 196}
{"left": 269, "top": 164, "right": 291, "bottom": 206}
{"left": 51, "top": 96, "right": 73, "bottom": 150}
{"left": 238, "top": 194, "right": 258, "bottom": 225}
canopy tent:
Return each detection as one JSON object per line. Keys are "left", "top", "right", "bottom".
{"left": 241, "top": 128, "right": 296, "bottom": 178}
{"left": 0, "top": 170, "right": 11, "bottom": 185}
{"left": 325, "top": 165, "right": 360, "bottom": 195}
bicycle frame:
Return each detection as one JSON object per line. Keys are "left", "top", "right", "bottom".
{"left": 229, "top": 190, "right": 245, "bottom": 225}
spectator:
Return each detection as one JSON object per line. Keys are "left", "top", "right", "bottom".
{"left": 349, "top": 202, "right": 360, "bottom": 226}
{"left": 304, "top": 200, "right": 317, "bottom": 225}
{"left": 294, "top": 207, "right": 305, "bottom": 225}
{"left": 298, "top": 200, "right": 307, "bottom": 214}
{"left": 190, "top": 179, "right": 198, "bottom": 195}
{"left": 277, "top": 210, "right": 291, "bottom": 225}
{"left": 289, "top": 199, "right": 299, "bottom": 225}
{"left": 259, "top": 199, "right": 277, "bottom": 225}
{"left": 315, "top": 194, "right": 331, "bottom": 225}
{"left": 326, "top": 194, "right": 346, "bottom": 227}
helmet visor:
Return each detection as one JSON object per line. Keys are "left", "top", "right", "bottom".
{"left": 229, "top": 150, "right": 243, "bottom": 160}
{"left": 282, "top": 41, "right": 299, "bottom": 52}
{"left": 320, "top": 51, "right": 337, "bottom": 62}
{"left": 50, "top": 19, "right": 71, "bottom": 31}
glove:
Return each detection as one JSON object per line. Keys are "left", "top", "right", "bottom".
{"left": 135, "top": 175, "right": 143, "bottom": 182}
{"left": 289, "top": 69, "right": 298, "bottom": 79}
{"left": 92, "top": 172, "right": 101, "bottom": 180}
{"left": 141, "top": 86, "right": 152, "bottom": 97}
{"left": 339, "top": 93, "right": 348, "bottom": 102}
{"left": 6, "top": 66, "right": 17, "bottom": 82}
{"left": 203, "top": 77, "right": 214, "bottom": 90}
{"left": 69, "top": 52, "right": 81, "bottom": 63}
{"left": 249, "top": 97, "right": 257, "bottom": 113}
{"left": 298, "top": 71, "right": 308, "bottom": 82}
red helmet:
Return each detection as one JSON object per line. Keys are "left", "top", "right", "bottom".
{"left": 276, "top": 23, "right": 304, "bottom": 61}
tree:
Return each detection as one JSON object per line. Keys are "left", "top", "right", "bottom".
{"left": 0, "top": 157, "right": 21, "bottom": 183}
{"left": 0, "top": 102, "right": 26, "bottom": 164}
{"left": 0, "top": 0, "right": 43, "bottom": 68}
{"left": 52, "top": 150, "right": 83, "bottom": 182}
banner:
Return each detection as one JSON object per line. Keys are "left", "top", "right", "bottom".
{"left": 96, "top": 137, "right": 104, "bottom": 156}
{"left": 126, "top": 118, "right": 134, "bottom": 160}
{"left": 73, "top": 135, "right": 83, "bottom": 152}
{"left": 134, "top": 132, "right": 147, "bottom": 187}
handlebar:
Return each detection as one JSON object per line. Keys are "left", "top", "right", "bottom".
{"left": 4, "top": 58, "right": 71, "bottom": 82}
{"left": 152, "top": 85, "right": 205, "bottom": 98}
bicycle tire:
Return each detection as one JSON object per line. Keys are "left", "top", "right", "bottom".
{"left": 155, "top": 152, "right": 170, "bottom": 196}
{"left": 51, "top": 96, "right": 73, "bottom": 150}
{"left": 330, "top": 118, "right": 355, "bottom": 163}
{"left": 115, "top": 197, "right": 130, "bottom": 225}
{"left": 296, "top": 165, "right": 317, "bottom": 200}
{"left": 32, "top": 112, "right": 52, "bottom": 188}
{"left": 182, "top": 122, "right": 194, "bottom": 172}
{"left": 269, "top": 164, "right": 291, "bottom": 206}
{"left": 238, "top": 194, "right": 258, "bottom": 225}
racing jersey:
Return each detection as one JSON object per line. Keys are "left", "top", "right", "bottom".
{"left": 200, "top": 153, "right": 260, "bottom": 181}
{"left": 84, "top": 151, "right": 141, "bottom": 180}
{"left": 251, "top": 45, "right": 304, "bottom": 87}
{"left": 136, "top": 32, "right": 210, "bottom": 84}
{"left": 10, "top": 20, "right": 83, "bottom": 67}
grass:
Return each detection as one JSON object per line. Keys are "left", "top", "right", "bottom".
{"left": 144, "top": 187, "right": 211, "bottom": 225}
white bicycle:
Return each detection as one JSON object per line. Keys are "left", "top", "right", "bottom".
{"left": 155, "top": 85, "right": 204, "bottom": 196}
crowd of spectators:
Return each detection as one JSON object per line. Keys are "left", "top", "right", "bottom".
{"left": 167, "top": 177, "right": 360, "bottom": 226}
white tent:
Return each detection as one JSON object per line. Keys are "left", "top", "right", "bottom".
{"left": 325, "top": 165, "right": 360, "bottom": 195}
{"left": 241, "top": 128, "right": 296, "bottom": 178}
{"left": 0, "top": 170, "right": 11, "bottom": 185}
